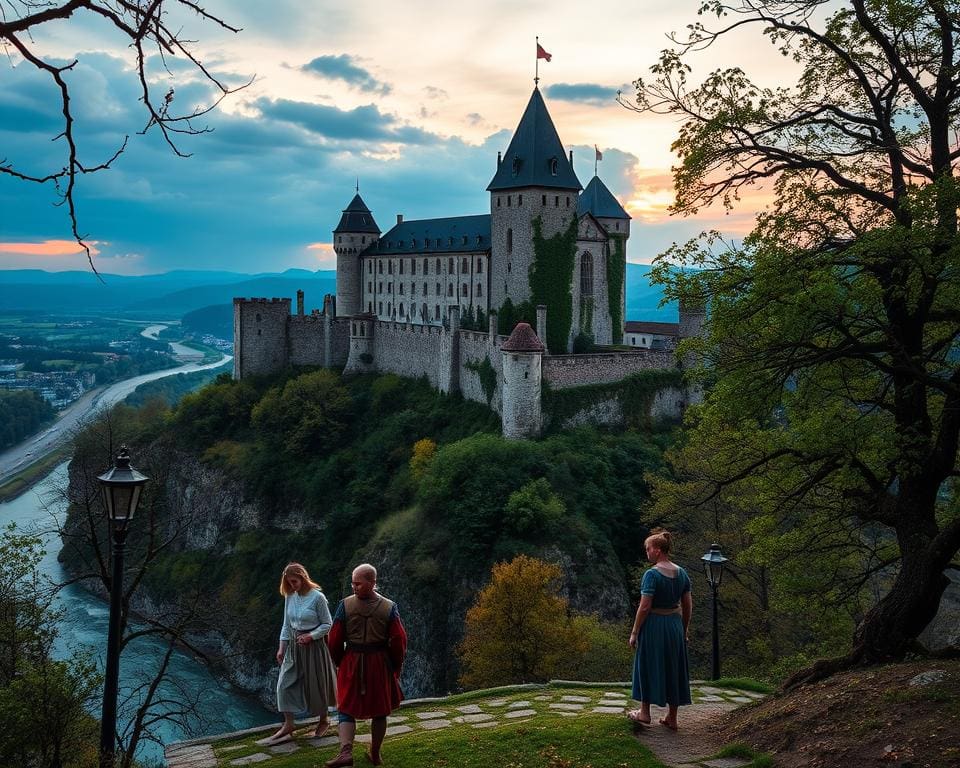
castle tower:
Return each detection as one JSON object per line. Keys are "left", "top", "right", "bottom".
{"left": 233, "top": 297, "right": 291, "bottom": 379}
{"left": 678, "top": 297, "right": 708, "bottom": 406}
{"left": 487, "top": 88, "right": 582, "bottom": 340}
{"left": 500, "top": 322, "right": 545, "bottom": 439}
{"left": 578, "top": 175, "right": 631, "bottom": 344}
{"left": 343, "top": 313, "right": 377, "bottom": 374}
{"left": 333, "top": 193, "right": 380, "bottom": 317}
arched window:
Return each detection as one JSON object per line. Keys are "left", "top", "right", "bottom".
{"left": 378, "top": 301, "right": 383, "bottom": 315}
{"left": 462, "top": 282, "right": 468, "bottom": 296}
{"left": 378, "top": 261, "right": 383, "bottom": 274}
{"left": 518, "top": 194, "right": 523, "bottom": 205}
{"left": 476, "top": 283, "right": 483, "bottom": 297}
{"left": 367, "top": 302, "right": 372, "bottom": 312}
{"left": 448, "top": 257, "right": 454, "bottom": 272}
{"left": 360, "top": 323, "right": 365, "bottom": 337}
{"left": 549, "top": 157, "right": 558, "bottom": 175}
{"left": 255, "top": 313, "right": 261, "bottom": 322}
{"left": 477, "top": 259, "right": 483, "bottom": 273}
{"left": 423, "top": 258, "right": 428, "bottom": 272}
{"left": 462, "top": 257, "right": 469, "bottom": 272}
{"left": 411, "top": 259, "right": 416, "bottom": 275}
{"left": 399, "top": 303, "right": 405, "bottom": 317}
{"left": 399, "top": 284, "right": 404, "bottom": 295}
{"left": 580, "top": 252, "right": 594, "bottom": 296}
{"left": 436, "top": 258, "right": 441, "bottom": 272}
{"left": 435, "top": 304, "right": 440, "bottom": 320}
{"left": 422, "top": 302, "right": 428, "bottom": 321}
{"left": 388, "top": 261, "right": 393, "bottom": 274}
{"left": 448, "top": 283, "right": 453, "bottom": 296}
{"left": 507, "top": 228, "right": 513, "bottom": 253}
{"left": 436, "top": 282, "right": 441, "bottom": 294}
{"left": 423, "top": 282, "right": 428, "bottom": 294}
{"left": 387, "top": 302, "right": 392, "bottom": 315}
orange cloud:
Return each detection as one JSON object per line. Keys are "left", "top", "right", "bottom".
{"left": 0, "top": 239, "right": 102, "bottom": 256}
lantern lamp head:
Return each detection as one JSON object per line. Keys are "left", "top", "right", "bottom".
{"left": 700, "top": 543, "right": 729, "bottom": 589}
{"left": 97, "top": 446, "right": 149, "bottom": 531}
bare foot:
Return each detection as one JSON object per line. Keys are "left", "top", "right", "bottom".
{"left": 658, "top": 716, "right": 678, "bottom": 731}
{"left": 314, "top": 719, "right": 332, "bottom": 738}
{"left": 366, "top": 747, "right": 383, "bottom": 766}
{"left": 628, "top": 709, "right": 651, "bottom": 724}
{"left": 256, "top": 728, "right": 294, "bottom": 745}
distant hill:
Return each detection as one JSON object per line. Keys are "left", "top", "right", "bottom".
{"left": 0, "top": 269, "right": 336, "bottom": 315}
{"left": 625, "top": 263, "right": 676, "bottom": 322}
{"left": 181, "top": 304, "right": 234, "bottom": 339}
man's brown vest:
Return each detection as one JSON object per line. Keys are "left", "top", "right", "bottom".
{"left": 343, "top": 593, "right": 395, "bottom": 647}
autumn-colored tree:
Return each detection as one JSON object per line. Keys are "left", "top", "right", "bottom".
{"left": 409, "top": 438, "right": 437, "bottom": 481}
{"left": 458, "top": 555, "right": 588, "bottom": 688}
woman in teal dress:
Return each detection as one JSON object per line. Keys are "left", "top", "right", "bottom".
{"left": 628, "top": 529, "right": 692, "bottom": 730}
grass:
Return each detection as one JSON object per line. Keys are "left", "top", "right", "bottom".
{"left": 708, "top": 677, "right": 774, "bottom": 694}
{"left": 213, "top": 712, "right": 666, "bottom": 768}
{"left": 711, "top": 742, "right": 775, "bottom": 767}
{"left": 0, "top": 445, "right": 71, "bottom": 502}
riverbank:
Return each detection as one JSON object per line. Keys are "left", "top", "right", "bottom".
{"left": 0, "top": 443, "right": 72, "bottom": 502}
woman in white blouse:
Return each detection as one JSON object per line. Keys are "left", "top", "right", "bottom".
{"left": 261, "top": 562, "right": 337, "bottom": 745}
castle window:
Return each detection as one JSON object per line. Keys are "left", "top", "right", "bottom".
{"left": 422, "top": 302, "right": 427, "bottom": 321}
{"left": 436, "top": 258, "right": 441, "bottom": 272}
{"left": 378, "top": 282, "right": 382, "bottom": 292}
{"left": 379, "top": 301, "right": 383, "bottom": 314}
{"left": 388, "top": 283, "right": 392, "bottom": 294}
{"left": 411, "top": 260, "right": 416, "bottom": 275}
{"left": 352, "top": 322, "right": 357, "bottom": 335}
{"left": 512, "top": 156, "right": 521, "bottom": 175}
{"left": 462, "top": 257, "right": 469, "bottom": 272}
{"left": 378, "top": 261, "right": 383, "bottom": 274}
{"left": 462, "top": 282, "right": 468, "bottom": 296}
{"left": 368, "top": 282, "right": 372, "bottom": 293}
{"left": 477, "top": 235, "right": 483, "bottom": 244}
{"left": 362, "top": 236, "right": 366, "bottom": 244}
{"left": 388, "top": 261, "right": 393, "bottom": 274}
{"left": 338, "top": 236, "right": 342, "bottom": 243}
{"left": 550, "top": 157, "right": 558, "bottom": 175}
{"left": 399, "top": 284, "right": 404, "bottom": 295}
{"left": 518, "top": 194, "right": 523, "bottom": 205}
{"left": 255, "top": 313, "right": 261, "bottom": 322}
{"left": 477, "top": 259, "right": 483, "bottom": 273}
{"left": 423, "top": 258, "right": 429, "bottom": 272}
{"left": 387, "top": 302, "right": 392, "bottom": 315}
{"left": 507, "top": 195, "right": 511, "bottom": 207}
{"left": 555, "top": 196, "right": 559, "bottom": 207}
{"left": 462, "top": 236, "right": 468, "bottom": 246}
{"left": 411, "top": 283, "right": 416, "bottom": 295}
{"left": 448, "top": 237, "right": 454, "bottom": 247}
{"left": 423, "top": 282, "right": 428, "bottom": 294}
{"left": 542, "top": 194, "right": 547, "bottom": 206}
{"left": 507, "top": 262, "right": 512, "bottom": 273}
{"left": 360, "top": 324, "right": 365, "bottom": 336}
{"left": 566, "top": 196, "right": 570, "bottom": 207}
{"left": 507, "top": 228, "right": 513, "bottom": 253}
{"left": 435, "top": 304, "right": 440, "bottom": 320}
{"left": 497, "top": 197, "right": 501, "bottom": 207}
{"left": 436, "top": 282, "right": 441, "bottom": 294}
{"left": 399, "top": 260, "right": 404, "bottom": 275}
{"left": 399, "top": 303, "right": 405, "bottom": 317}
{"left": 448, "top": 283, "right": 453, "bottom": 296}
{"left": 580, "top": 252, "right": 594, "bottom": 296}
{"left": 448, "top": 257, "right": 454, "bottom": 272}
{"left": 476, "top": 283, "right": 483, "bottom": 297}
{"left": 368, "top": 260, "right": 373, "bottom": 274}
{"left": 257, "top": 329, "right": 261, "bottom": 336}
{"left": 368, "top": 302, "right": 372, "bottom": 312}
{"left": 411, "top": 239, "right": 417, "bottom": 249}
{"left": 616, "top": 222, "right": 620, "bottom": 231}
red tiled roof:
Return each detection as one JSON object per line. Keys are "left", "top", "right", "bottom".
{"left": 624, "top": 321, "right": 678, "bottom": 336}
{"left": 501, "top": 322, "right": 545, "bottom": 352}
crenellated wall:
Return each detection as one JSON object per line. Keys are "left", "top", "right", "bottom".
{"left": 370, "top": 321, "right": 447, "bottom": 387}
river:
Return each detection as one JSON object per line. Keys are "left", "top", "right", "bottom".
{"left": 0, "top": 354, "right": 275, "bottom": 765}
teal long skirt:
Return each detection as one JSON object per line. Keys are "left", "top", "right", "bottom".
{"left": 631, "top": 613, "right": 691, "bottom": 707}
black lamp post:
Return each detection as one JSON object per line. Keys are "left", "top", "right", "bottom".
{"left": 700, "top": 543, "right": 728, "bottom": 681}
{"left": 97, "top": 447, "right": 149, "bottom": 768}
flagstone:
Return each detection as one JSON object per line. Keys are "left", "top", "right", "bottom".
{"left": 730, "top": 696, "right": 753, "bottom": 703}
{"left": 473, "top": 721, "right": 499, "bottom": 728}
{"left": 456, "top": 704, "right": 484, "bottom": 714}
{"left": 269, "top": 742, "right": 299, "bottom": 754}
{"left": 385, "top": 725, "right": 413, "bottom": 736}
{"left": 229, "top": 754, "right": 271, "bottom": 766}
{"left": 698, "top": 686, "right": 724, "bottom": 694}
{"left": 549, "top": 703, "right": 584, "bottom": 711}
{"left": 504, "top": 708, "right": 537, "bottom": 718}
{"left": 561, "top": 695, "right": 591, "bottom": 702}
{"left": 487, "top": 699, "right": 507, "bottom": 706}
{"left": 453, "top": 713, "right": 495, "bottom": 724}
{"left": 508, "top": 700, "right": 532, "bottom": 708}
{"left": 698, "top": 695, "right": 725, "bottom": 702}
{"left": 534, "top": 695, "right": 553, "bottom": 701}
{"left": 593, "top": 706, "right": 625, "bottom": 714}
{"left": 419, "top": 719, "right": 452, "bottom": 730}
{"left": 416, "top": 711, "right": 448, "bottom": 719}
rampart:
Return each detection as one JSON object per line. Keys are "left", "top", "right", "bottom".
{"left": 542, "top": 349, "right": 675, "bottom": 390}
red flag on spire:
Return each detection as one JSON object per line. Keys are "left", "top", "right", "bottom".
{"left": 595, "top": 145, "right": 603, "bottom": 162}
{"left": 537, "top": 43, "right": 552, "bottom": 62}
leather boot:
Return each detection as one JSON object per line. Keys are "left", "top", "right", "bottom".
{"left": 324, "top": 744, "right": 354, "bottom": 767}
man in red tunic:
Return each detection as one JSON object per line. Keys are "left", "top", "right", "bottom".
{"left": 325, "top": 563, "right": 407, "bottom": 767}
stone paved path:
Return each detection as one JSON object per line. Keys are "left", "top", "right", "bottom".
{"left": 164, "top": 682, "right": 764, "bottom": 768}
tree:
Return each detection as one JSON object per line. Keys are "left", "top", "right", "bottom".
{"left": 626, "top": 0, "right": 960, "bottom": 683}
{"left": 0, "top": 525, "right": 100, "bottom": 768}
{"left": 458, "top": 555, "right": 588, "bottom": 688}
{"left": 0, "top": 1, "right": 247, "bottom": 272}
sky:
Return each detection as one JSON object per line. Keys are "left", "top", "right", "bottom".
{"left": 0, "top": 0, "right": 799, "bottom": 275}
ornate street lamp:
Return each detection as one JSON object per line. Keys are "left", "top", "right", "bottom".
{"left": 700, "top": 543, "right": 729, "bottom": 681}
{"left": 97, "top": 447, "right": 149, "bottom": 768}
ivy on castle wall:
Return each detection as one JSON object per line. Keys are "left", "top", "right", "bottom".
{"left": 607, "top": 235, "right": 625, "bottom": 345}
{"left": 541, "top": 368, "right": 684, "bottom": 433}
{"left": 529, "top": 216, "right": 578, "bottom": 354}
{"left": 497, "top": 297, "right": 536, "bottom": 335}
{"left": 464, "top": 355, "right": 497, "bottom": 405}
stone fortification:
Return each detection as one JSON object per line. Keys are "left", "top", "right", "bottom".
{"left": 542, "top": 349, "right": 675, "bottom": 390}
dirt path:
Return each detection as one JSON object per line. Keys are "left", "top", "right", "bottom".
{"left": 632, "top": 701, "right": 748, "bottom": 767}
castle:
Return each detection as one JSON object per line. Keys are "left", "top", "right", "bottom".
{"left": 234, "top": 87, "right": 702, "bottom": 437}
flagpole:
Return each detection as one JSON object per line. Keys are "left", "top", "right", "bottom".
{"left": 594, "top": 148, "right": 598, "bottom": 177}
{"left": 535, "top": 36, "right": 539, "bottom": 86}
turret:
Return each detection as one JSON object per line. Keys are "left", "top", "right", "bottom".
{"left": 500, "top": 322, "right": 545, "bottom": 439}
{"left": 333, "top": 193, "right": 380, "bottom": 317}
{"left": 343, "top": 313, "right": 377, "bottom": 374}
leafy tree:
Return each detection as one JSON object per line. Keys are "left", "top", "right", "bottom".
{"left": 628, "top": 0, "right": 960, "bottom": 682}
{"left": 458, "top": 555, "right": 588, "bottom": 688}
{"left": 0, "top": 525, "right": 99, "bottom": 768}
{"left": 409, "top": 438, "right": 437, "bottom": 481}
{"left": 503, "top": 478, "right": 565, "bottom": 536}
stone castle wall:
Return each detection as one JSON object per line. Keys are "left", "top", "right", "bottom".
{"left": 548, "top": 385, "right": 685, "bottom": 431}
{"left": 330, "top": 319, "right": 351, "bottom": 366}
{"left": 288, "top": 314, "right": 326, "bottom": 366}
{"left": 370, "top": 321, "right": 447, "bottom": 388}
{"left": 542, "top": 349, "right": 675, "bottom": 390}
{"left": 458, "top": 330, "right": 507, "bottom": 413}
{"left": 233, "top": 298, "right": 290, "bottom": 378}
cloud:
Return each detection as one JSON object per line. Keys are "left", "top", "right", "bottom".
{"left": 0, "top": 240, "right": 102, "bottom": 256}
{"left": 423, "top": 86, "right": 448, "bottom": 100}
{"left": 302, "top": 54, "right": 391, "bottom": 95}
{"left": 544, "top": 82, "right": 621, "bottom": 106}
{"left": 257, "top": 98, "right": 437, "bottom": 145}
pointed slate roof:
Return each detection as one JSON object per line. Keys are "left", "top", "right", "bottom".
{"left": 334, "top": 193, "right": 381, "bottom": 234}
{"left": 578, "top": 176, "right": 630, "bottom": 219}
{"left": 501, "top": 322, "right": 545, "bottom": 352}
{"left": 487, "top": 89, "right": 582, "bottom": 192}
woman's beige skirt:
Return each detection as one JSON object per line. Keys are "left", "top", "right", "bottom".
{"left": 277, "top": 635, "right": 337, "bottom": 715}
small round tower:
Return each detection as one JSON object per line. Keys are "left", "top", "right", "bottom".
{"left": 500, "top": 322, "right": 545, "bottom": 439}
{"left": 343, "top": 313, "right": 377, "bottom": 374}
{"left": 333, "top": 193, "right": 380, "bottom": 317}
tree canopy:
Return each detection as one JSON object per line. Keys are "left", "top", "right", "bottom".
{"left": 627, "top": 0, "right": 960, "bottom": 682}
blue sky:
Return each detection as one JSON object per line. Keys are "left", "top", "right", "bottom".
{"left": 0, "top": 1, "right": 790, "bottom": 274}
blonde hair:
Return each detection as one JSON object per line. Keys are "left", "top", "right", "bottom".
{"left": 644, "top": 529, "right": 673, "bottom": 555}
{"left": 279, "top": 562, "right": 321, "bottom": 596}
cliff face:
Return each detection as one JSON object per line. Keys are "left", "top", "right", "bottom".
{"left": 95, "top": 451, "right": 631, "bottom": 706}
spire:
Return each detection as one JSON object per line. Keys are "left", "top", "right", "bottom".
{"left": 487, "top": 89, "right": 581, "bottom": 192}
{"left": 578, "top": 176, "right": 630, "bottom": 220}
{"left": 334, "top": 193, "right": 381, "bottom": 234}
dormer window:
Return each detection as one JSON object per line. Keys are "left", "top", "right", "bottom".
{"left": 412, "top": 239, "right": 417, "bottom": 248}
{"left": 511, "top": 156, "right": 521, "bottom": 176}
{"left": 462, "top": 236, "right": 468, "bottom": 246}
{"left": 549, "top": 157, "right": 559, "bottom": 176}
{"left": 476, "top": 235, "right": 483, "bottom": 244}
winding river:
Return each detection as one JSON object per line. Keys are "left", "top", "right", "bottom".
{"left": 0, "top": 352, "right": 274, "bottom": 764}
